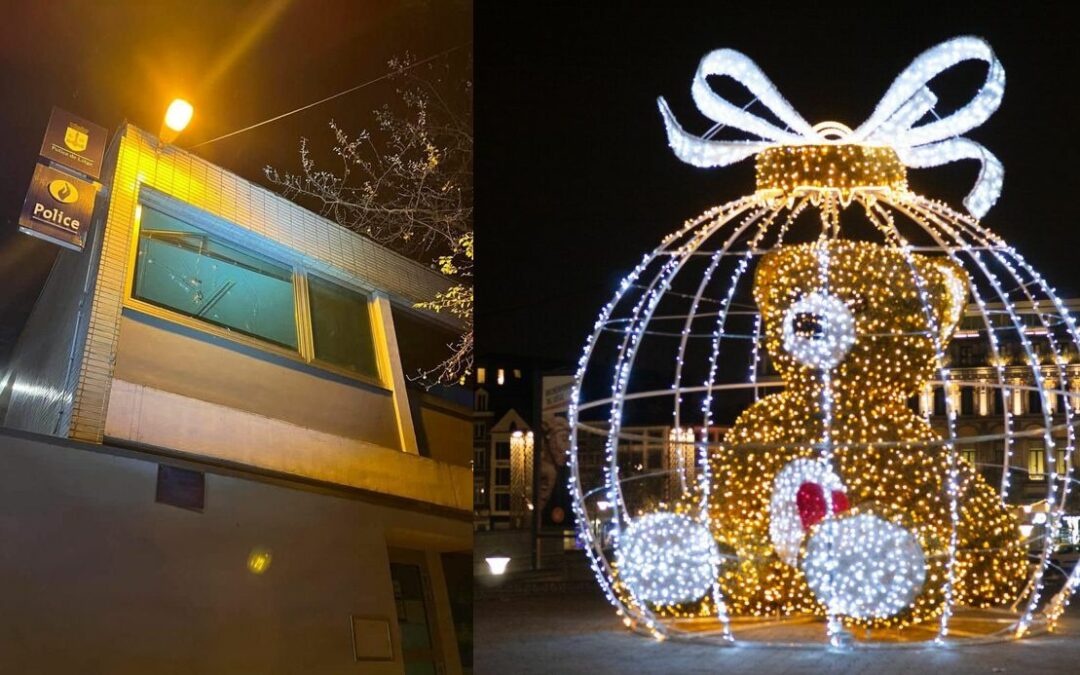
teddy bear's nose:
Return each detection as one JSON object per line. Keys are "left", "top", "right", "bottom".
{"left": 792, "top": 312, "right": 825, "bottom": 339}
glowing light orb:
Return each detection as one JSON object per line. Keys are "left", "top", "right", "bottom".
{"left": 616, "top": 512, "right": 720, "bottom": 605}
{"left": 247, "top": 548, "right": 273, "bottom": 575}
{"left": 803, "top": 513, "right": 927, "bottom": 620}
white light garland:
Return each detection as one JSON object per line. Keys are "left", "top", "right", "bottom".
{"left": 616, "top": 512, "right": 722, "bottom": 605}
{"left": 803, "top": 513, "right": 927, "bottom": 620}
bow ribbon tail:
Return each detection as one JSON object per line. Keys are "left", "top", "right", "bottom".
{"left": 658, "top": 97, "right": 767, "bottom": 168}
{"left": 896, "top": 138, "right": 1003, "bottom": 219}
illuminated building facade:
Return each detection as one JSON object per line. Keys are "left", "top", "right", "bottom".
{"left": 472, "top": 361, "right": 532, "bottom": 531}
{"left": 928, "top": 300, "right": 1080, "bottom": 504}
{"left": 0, "top": 124, "right": 471, "bottom": 672}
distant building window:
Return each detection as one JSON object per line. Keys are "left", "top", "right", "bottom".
{"left": 307, "top": 276, "right": 378, "bottom": 378}
{"left": 960, "top": 387, "right": 974, "bottom": 416}
{"left": 495, "top": 442, "right": 510, "bottom": 460}
{"left": 474, "top": 422, "right": 486, "bottom": 439}
{"left": 497, "top": 368, "right": 505, "bottom": 385}
{"left": 933, "top": 387, "right": 946, "bottom": 416}
{"left": 1028, "top": 389, "right": 1042, "bottom": 416}
{"left": 476, "top": 390, "right": 489, "bottom": 412}
{"left": 477, "top": 367, "right": 486, "bottom": 384}
{"left": 1029, "top": 448, "right": 1045, "bottom": 480}
{"left": 1032, "top": 447, "right": 1068, "bottom": 477}
{"left": 513, "top": 369, "right": 522, "bottom": 379}
{"left": 494, "top": 493, "right": 510, "bottom": 511}
{"left": 960, "top": 447, "right": 977, "bottom": 466}
{"left": 495, "top": 468, "right": 511, "bottom": 486}
{"left": 133, "top": 207, "right": 298, "bottom": 348}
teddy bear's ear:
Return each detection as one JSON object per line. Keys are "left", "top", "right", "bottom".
{"left": 926, "top": 257, "right": 969, "bottom": 342}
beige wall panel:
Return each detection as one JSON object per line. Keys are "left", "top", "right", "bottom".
{"left": 420, "top": 405, "right": 473, "bottom": 470}
{"left": 114, "top": 316, "right": 400, "bottom": 450}
{"left": 105, "top": 379, "right": 472, "bottom": 514}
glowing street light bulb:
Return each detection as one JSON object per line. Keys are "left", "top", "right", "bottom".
{"left": 485, "top": 555, "right": 511, "bottom": 576}
{"left": 160, "top": 99, "right": 194, "bottom": 144}
{"left": 165, "top": 99, "right": 194, "bottom": 132}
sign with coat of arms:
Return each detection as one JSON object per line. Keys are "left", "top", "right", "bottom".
{"left": 39, "top": 107, "right": 106, "bottom": 180}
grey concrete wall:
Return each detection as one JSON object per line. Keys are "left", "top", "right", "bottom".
{"left": 3, "top": 237, "right": 98, "bottom": 436}
{"left": 0, "top": 430, "right": 469, "bottom": 674}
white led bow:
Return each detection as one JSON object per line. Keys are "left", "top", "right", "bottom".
{"left": 658, "top": 36, "right": 1005, "bottom": 218}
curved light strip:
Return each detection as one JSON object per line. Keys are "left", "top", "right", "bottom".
{"left": 659, "top": 36, "right": 1004, "bottom": 217}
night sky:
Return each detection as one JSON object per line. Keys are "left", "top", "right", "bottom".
{"left": 475, "top": 2, "right": 1080, "bottom": 368}
{"left": 0, "top": 0, "right": 470, "bottom": 367}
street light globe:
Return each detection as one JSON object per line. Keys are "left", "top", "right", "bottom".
{"left": 164, "top": 99, "right": 194, "bottom": 133}
{"left": 485, "top": 556, "right": 511, "bottom": 576}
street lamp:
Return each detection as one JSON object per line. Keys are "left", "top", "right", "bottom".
{"left": 485, "top": 555, "right": 511, "bottom": 576}
{"left": 160, "top": 98, "right": 194, "bottom": 144}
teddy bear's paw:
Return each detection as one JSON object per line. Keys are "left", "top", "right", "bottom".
{"left": 615, "top": 511, "right": 721, "bottom": 605}
{"left": 802, "top": 512, "right": 927, "bottom": 620}
{"left": 769, "top": 458, "right": 848, "bottom": 566}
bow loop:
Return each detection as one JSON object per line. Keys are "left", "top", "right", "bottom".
{"left": 661, "top": 36, "right": 1005, "bottom": 218}
{"left": 854, "top": 36, "right": 1004, "bottom": 148}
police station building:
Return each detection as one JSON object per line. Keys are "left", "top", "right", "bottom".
{"left": 0, "top": 119, "right": 472, "bottom": 674}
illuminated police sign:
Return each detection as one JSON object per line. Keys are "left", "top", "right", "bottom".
{"left": 39, "top": 107, "right": 107, "bottom": 180}
{"left": 19, "top": 163, "right": 97, "bottom": 251}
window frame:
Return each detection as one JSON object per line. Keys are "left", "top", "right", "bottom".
{"left": 123, "top": 193, "right": 388, "bottom": 390}
{"left": 304, "top": 272, "right": 382, "bottom": 381}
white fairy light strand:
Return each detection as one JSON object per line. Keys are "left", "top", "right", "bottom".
{"left": 908, "top": 196, "right": 1076, "bottom": 635}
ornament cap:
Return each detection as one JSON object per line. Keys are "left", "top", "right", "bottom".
{"left": 755, "top": 144, "right": 908, "bottom": 200}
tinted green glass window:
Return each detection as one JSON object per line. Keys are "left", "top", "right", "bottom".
{"left": 133, "top": 207, "right": 298, "bottom": 349}
{"left": 308, "top": 276, "right": 378, "bottom": 378}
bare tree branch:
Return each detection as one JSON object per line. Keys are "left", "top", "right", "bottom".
{"left": 266, "top": 54, "right": 473, "bottom": 387}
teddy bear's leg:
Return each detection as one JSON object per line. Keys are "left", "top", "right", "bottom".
{"left": 801, "top": 511, "right": 928, "bottom": 620}
{"left": 769, "top": 458, "right": 848, "bottom": 567}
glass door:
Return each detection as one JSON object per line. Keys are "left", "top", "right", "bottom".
{"left": 390, "top": 551, "right": 443, "bottom": 675}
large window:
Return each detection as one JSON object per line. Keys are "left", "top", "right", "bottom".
{"left": 308, "top": 275, "right": 378, "bottom": 378}
{"left": 133, "top": 208, "right": 297, "bottom": 348}
{"left": 131, "top": 205, "right": 384, "bottom": 383}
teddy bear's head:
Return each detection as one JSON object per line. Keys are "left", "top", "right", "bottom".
{"left": 754, "top": 239, "right": 968, "bottom": 402}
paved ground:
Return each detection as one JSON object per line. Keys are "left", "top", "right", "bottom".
{"left": 476, "top": 591, "right": 1080, "bottom": 674}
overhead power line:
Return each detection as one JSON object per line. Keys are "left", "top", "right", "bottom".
{"left": 189, "top": 42, "right": 469, "bottom": 149}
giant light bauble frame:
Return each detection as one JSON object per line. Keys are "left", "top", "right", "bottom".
{"left": 567, "top": 36, "right": 1080, "bottom": 648}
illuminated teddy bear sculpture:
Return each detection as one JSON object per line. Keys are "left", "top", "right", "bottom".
{"left": 707, "top": 238, "right": 1027, "bottom": 628}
